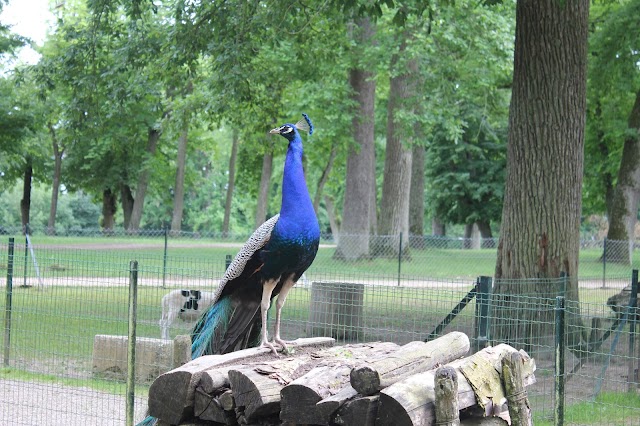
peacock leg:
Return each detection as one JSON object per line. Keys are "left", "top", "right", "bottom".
{"left": 273, "top": 276, "right": 296, "bottom": 353}
{"left": 260, "top": 278, "right": 279, "bottom": 355}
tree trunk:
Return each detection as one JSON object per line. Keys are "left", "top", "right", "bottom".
{"left": 605, "top": 89, "right": 640, "bottom": 264}
{"left": 493, "top": 0, "right": 589, "bottom": 350}
{"left": 223, "top": 129, "right": 239, "bottom": 236}
{"left": 335, "top": 17, "right": 376, "bottom": 261}
{"left": 313, "top": 142, "right": 338, "bottom": 214}
{"left": 432, "top": 217, "right": 446, "bottom": 236}
{"left": 129, "top": 127, "right": 161, "bottom": 231}
{"left": 255, "top": 147, "right": 273, "bottom": 228}
{"left": 20, "top": 157, "right": 32, "bottom": 230}
{"left": 47, "top": 124, "right": 63, "bottom": 235}
{"left": 101, "top": 188, "right": 117, "bottom": 231}
{"left": 324, "top": 196, "right": 340, "bottom": 243}
{"left": 409, "top": 144, "right": 425, "bottom": 242}
{"left": 171, "top": 114, "right": 189, "bottom": 233}
{"left": 120, "top": 183, "right": 134, "bottom": 230}
{"left": 378, "top": 37, "right": 415, "bottom": 257}
{"left": 477, "top": 220, "right": 495, "bottom": 248}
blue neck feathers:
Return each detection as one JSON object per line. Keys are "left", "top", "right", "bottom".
{"left": 277, "top": 132, "right": 319, "bottom": 238}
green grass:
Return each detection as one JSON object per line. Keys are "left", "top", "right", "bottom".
{"left": 534, "top": 392, "right": 640, "bottom": 426}
{"left": 3, "top": 236, "right": 634, "bottom": 282}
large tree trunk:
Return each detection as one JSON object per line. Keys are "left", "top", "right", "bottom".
{"left": 171, "top": 114, "right": 189, "bottom": 233}
{"left": 120, "top": 183, "right": 134, "bottom": 230}
{"left": 101, "top": 188, "right": 117, "bottom": 231}
{"left": 129, "top": 127, "right": 161, "bottom": 231}
{"left": 20, "top": 157, "right": 32, "bottom": 231}
{"left": 378, "top": 37, "right": 415, "bottom": 257}
{"left": 47, "top": 124, "right": 63, "bottom": 235}
{"left": 605, "top": 89, "right": 640, "bottom": 264}
{"left": 334, "top": 17, "right": 376, "bottom": 261}
{"left": 409, "top": 145, "right": 425, "bottom": 247}
{"left": 255, "top": 148, "right": 273, "bottom": 228}
{"left": 223, "top": 129, "right": 239, "bottom": 236}
{"left": 493, "top": 0, "right": 589, "bottom": 351}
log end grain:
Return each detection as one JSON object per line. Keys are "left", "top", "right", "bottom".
{"left": 350, "top": 364, "right": 381, "bottom": 396}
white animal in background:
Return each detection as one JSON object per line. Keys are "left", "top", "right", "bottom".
{"left": 159, "top": 289, "right": 216, "bottom": 340}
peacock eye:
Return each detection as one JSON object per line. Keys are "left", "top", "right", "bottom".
{"left": 281, "top": 126, "right": 293, "bottom": 134}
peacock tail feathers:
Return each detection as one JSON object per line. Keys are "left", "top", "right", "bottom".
{"left": 135, "top": 415, "right": 158, "bottom": 426}
{"left": 295, "top": 113, "right": 314, "bottom": 135}
{"left": 191, "top": 295, "right": 234, "bottom": 358}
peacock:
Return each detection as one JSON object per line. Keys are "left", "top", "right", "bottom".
{"left": 137, "top": 113, "right": 319, "bottom": 426}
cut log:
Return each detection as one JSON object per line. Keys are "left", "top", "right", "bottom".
{"left": 280, "top": 342, "right": 400, "bottom": 425}
{"left": 376, "top": 344, "right": 535, "bottom": 426}
{"left": 351, "top": 331, "right": 470, "bottom": 396}
{"left": 173, "top": 334, "right": 192, "bottom": 368}
{"left": 147, "top": 337, "right": 334, "bottom": 425}
{"left": 193, "top": 386, "right": 236, "bottom": 424}
{"left": 434, "top": 366, "right": 460, "bottom": 426}
{"left": 228, "top": 356, "right": 313, "bottom": 421}
{"left": 501, "top": 351, "right": 532, "bottom": 426}
{"left": 332, "top": 395, "right": 379, "bottom": 426}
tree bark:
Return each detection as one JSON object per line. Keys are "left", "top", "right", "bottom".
{"left": 493, "top": 0, "right": 589, "bottom": 349}
{"left": 409, "top": 144, "right": 425, "bottom": 240}
{"left": 378, "top": 34, "right": 416, "bottom": 257}
{"left": 432, "top": 217, "right": 446, "bottom": 236}
{"left": 20, "top": 157, "right": 32, "bottom": 230}
{"left": 335, "top": 17, "right": 376, "bottom": 261}
{"left": 222, "top": 129, "right": 239, "bottom": 236}
{"left": 324, "top": 196, "right": 340, "bottom": 242}
{"left": 120, "top": 183, "right": 134, "bottom": 230}
{"left": 605, "top": 89, "right": 640, "bottom": 264}
{"left": 129, "top": 127, "right": 161, "bottom": 231}
{"left": 171, "top": 114, "right": 189, "bottom": 233}
{"left": 47, "top": 124, "right": 63, "bottom": 235}
{"left": 101, "top": 188, "right": 117, "bottom": 231}
{"left": 254, "top": 147, "right": 273, "bottom": 229}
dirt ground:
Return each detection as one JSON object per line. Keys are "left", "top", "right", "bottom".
{"left": 0, "top": 378, "right": 148, "bottom": 425}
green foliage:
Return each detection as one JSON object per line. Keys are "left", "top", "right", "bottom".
{"left": 583, "top": 0, "right": 640, "bottom": 214}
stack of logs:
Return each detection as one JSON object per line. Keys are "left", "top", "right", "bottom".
{"left": 146, "top": 332, "right": 535, "bottom": 426}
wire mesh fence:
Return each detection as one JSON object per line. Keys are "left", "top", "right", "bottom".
{"left": 1, "top": 233, "right": 639, "bottom": 425}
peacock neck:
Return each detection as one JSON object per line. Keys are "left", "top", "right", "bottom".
{"left": 279, "top": 137, "right": 317, "bottom": 232}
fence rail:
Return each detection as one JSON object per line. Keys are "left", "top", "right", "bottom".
{"left": 1, "top": 234, "right": 639, "bottom": 425}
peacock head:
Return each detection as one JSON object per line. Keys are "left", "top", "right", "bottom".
{"left": 269, "top": 113, "right": 314, "bottom": 142}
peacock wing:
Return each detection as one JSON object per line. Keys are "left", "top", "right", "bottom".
{"left": 210, "top": 214, "right": 279, "bottom": 304}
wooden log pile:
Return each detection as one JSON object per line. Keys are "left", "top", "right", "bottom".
{"left": 146, "top": 332, "right": 535, "bottom": 426}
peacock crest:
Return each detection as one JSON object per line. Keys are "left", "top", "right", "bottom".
{"left": 294, "top": 113, "right": 314, "bottom": 135}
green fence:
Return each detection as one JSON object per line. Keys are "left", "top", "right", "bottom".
{"left": 1, "top": 235, "right": 639, "bottom": 425}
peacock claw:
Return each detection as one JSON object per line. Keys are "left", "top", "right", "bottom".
{"left": 261, "top": 340, "right": 280, "bottom": 356}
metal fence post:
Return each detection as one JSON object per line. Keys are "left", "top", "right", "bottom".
{"left": 474, "top": 276, "right": 492, "bottom": 351}
{"left": 162, "top": 224, "right": 168, "bottom": 288}
{"left": 126, "top": 260, "right": 139, "bottom": 426}
{"left": 555, "top": 296, "right": 566, "bottom": 426}
{"left": 628, "top": 269, "right": 638, "bottom": 392}
{"left": 397, "top": 232, "right": 402, "bottom": 287}
{"left": 602, "top": 238, "right": 607, "bottom": 289}
{"left": 4, "top": 238, "right": 15, "bottom": 367}
{"left": 23, "top": 223, "right": 29, "bottom": 288}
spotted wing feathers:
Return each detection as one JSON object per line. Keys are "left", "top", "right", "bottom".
{"left": 210, "top": 214, "right": 279, "bottom": 303}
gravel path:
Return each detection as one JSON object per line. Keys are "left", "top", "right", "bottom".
{"left": 0, "top": 379, "right": 147, "bottom": 425}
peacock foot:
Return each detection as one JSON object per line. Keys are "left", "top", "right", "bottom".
{"left": 260, "top": 340, "right": 280, "bottom": 356}
{"left": 274, "top": 337, "right": 293, "bottom": 355}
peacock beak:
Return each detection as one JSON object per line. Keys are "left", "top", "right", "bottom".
{"left": 269, "top": 128, "right": 280, "bottom": 134}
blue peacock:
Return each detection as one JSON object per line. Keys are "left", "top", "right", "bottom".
{"left": 191, "top": 113, "right": 320, "bottom": 356}
{"left": 137, "top": 114, "right": 319, "bottom": 425}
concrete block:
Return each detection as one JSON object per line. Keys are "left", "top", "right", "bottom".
{"left": 92, "top": 334, "right": 174, "bottom": 383}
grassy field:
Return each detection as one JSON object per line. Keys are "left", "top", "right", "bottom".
{"left": 0, "top": 234, "right": 635, "bottom": 282}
